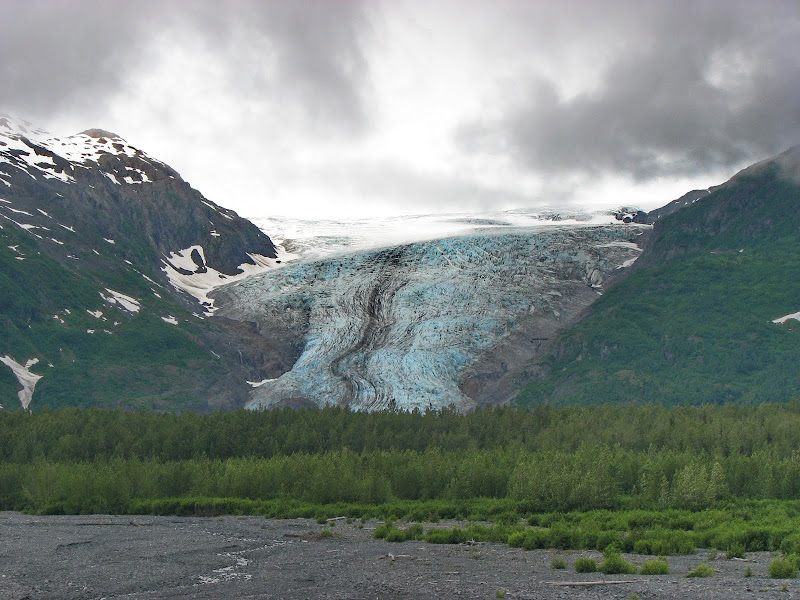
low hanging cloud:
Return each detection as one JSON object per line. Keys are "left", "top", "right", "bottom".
{"left": 458, "top": 0, "right": 800, "bottom": 181}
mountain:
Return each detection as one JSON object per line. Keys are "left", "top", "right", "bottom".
{"left": 0, "top": 116, "right": 295, "bottom": 411}
{"left": 6, "top": 114, "right": 795, "bottom": 413}
{"left": 515, "top": 144, "right": 800, "bottom": 406}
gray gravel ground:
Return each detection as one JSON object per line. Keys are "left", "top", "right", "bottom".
{"left": 0, "top": 512, "right": 795, "bottom": 599}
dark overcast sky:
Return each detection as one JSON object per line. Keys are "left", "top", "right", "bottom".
{"left": 2, "top": 0, "right": 799, "bottom": 217}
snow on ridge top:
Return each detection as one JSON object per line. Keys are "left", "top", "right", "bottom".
{"left": 43, "top": 129, "right": 140, "bottom": 164}
{"left": 1, "top": 114, "right": 157, "bottom": 182}
{"left": 162, "top": 244, "right": 297, "bottom": 315}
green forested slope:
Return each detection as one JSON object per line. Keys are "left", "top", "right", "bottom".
{"left": 0, "top": 222, "right": 227, "bottom": 410}
{"left": 517, "top": 150, "right": 800, "bottom": 406}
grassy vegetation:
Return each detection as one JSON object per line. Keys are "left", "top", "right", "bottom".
{"left": 639, "top": 559, "right": 670, "bottom": 575}
{"left": 517, "top": 166, "right": 800, "bottom": 407}
{"left": 574, "top": 557, "right": 598, "bottom": 573}
{"left": 598, "top": 552, "right": 637, "bottom": 575}
{"left": 769, "top": 557, "right": 798, "bottom": 579}
{"left": 685, "top": 563, "right": 715, "bottom": 578}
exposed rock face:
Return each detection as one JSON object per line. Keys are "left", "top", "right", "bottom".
{"left": 0, "top": 115, "right": 275, "bottom": 278}
{"left": 213, "top": 225, "right": 647, "bottom": 412}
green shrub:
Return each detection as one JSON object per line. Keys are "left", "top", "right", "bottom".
{"left": 424, "top": 527, "right": 467, "bottom": 544}
{"left": 373, "top": 522, "right": 394, "bottom": 539}
{"left": 781, "top": 534, "right": 800, "bottom": 555}
{"left": 769, "top": 557, "right": 798, "bottom": 579}
{"left": 385, "top": 524, "right": 424, "bottom": 542}
{"left": 596, "top": 531, "right": 622, "bottom": 551}
{"left": 640, "top": 559, "right": 670, "bottom": 575}
{"left": 508, "top": 529, "right": 549, "bottom": 550}
{"left": 574, "top": 557, "right": 598, "bottom": 573}
{"left": 599, "top": 553, "right": 637, "bottom": 575}
{"left": 320, "top": 529, "right": 332, "bottom": 538}
{"left": 685, "top": 563, "right": 715, "bottom": 578}
{"left": 551, "top": 557, "right": 567, "bottom": 569}
{"left": 744, "top": 566, "right": 752, "bottom": 577}
{"left": 725, "top": 542, "right": 746, "bottom": 559}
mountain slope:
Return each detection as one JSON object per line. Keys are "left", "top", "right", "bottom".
{"left": 0, "top": 116, "right": 293, "bottom": 411}
{"left": 516, "top": 145, "right": 800, "bottom": 406}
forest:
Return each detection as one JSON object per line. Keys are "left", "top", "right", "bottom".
{"left": 4, "top": 403, "right": 800, "bottom": 556}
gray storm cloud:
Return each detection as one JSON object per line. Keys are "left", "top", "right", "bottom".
{"left": 0, "top": 0, "right": 370, "bottom": 134}
{"left": 2, "top": 0, "right": 799, "bottom": 216}
{"left": 458, "top": 0, "right": 800, "bottom": 180}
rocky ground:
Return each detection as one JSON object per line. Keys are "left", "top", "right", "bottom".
{"left": 0, "top": 512, "right": 793, "bottom": 600}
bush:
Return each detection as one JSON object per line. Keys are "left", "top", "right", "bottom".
{"left": 574, "top": 557, "right": 598, "bottom": 573}
{"left": 424, "top": 527, "right": 468, "bottom": 544}
{"left": 640, "top": 559, "right": 670, "bottom": 575}
{"left": 596, "top": 531, "right": 622, "bottom": 551}
{"left": 725, "top": 542, "right": 746, "bottom": 559}
{"left": 385, "top": 523, "right": 424, "bottom": 542}
{"left": 769, "top": 557, "right": 798, "bottom": 579}
{"left": 685, "top": 563, "right": 715, "bottom": 578}
{"left": 508, "top": 529, "right": 549, "bottom": 550}
{"left": 373, "top": 522, "right": 394, "bottom": 539}
{"left": 599, "top": 553, "right": 637, "bottom": 575}
{"left": 781, "top": 534, "right": 800, "bottom": 555}
{"left": 551, "top": 557, "right": 567, "bottom": 569}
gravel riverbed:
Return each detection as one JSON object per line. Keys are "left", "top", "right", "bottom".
{"left": 0, "top": 512, "right": 793, "bottom": 599}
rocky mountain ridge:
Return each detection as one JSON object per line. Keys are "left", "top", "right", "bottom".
{"left": 0, "top": 116, "right": 293, "bottom": 411}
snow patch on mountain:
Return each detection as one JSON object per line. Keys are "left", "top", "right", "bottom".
{"left": 0, "top": 356, "right": 43, "bottom": 410}
{"left": 101, "top": 289, "right": 140, "bottom": 313}
{"left": 772, "top": 311, "right": 800, "bottom": 324}
{"left": 162, "top": 244, "right": 298, "bottom": 314}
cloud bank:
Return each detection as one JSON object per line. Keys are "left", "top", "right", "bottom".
{"left": 1, "top": 0, "right": 798, "bottom": 217}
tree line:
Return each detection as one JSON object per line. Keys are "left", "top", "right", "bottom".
{"left": 4, "top": 402, "right": 800, "bottom": 462}
{"left": 4, "top": 403, "right": 800, "bottom": 517}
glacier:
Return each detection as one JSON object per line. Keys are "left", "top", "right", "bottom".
{"left": 213, "top": 222, "right": 648, "bottom": 412}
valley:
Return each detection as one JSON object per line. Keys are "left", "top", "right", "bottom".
{"left": 1, "top": 114, "right": 800, "bottom": 414}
